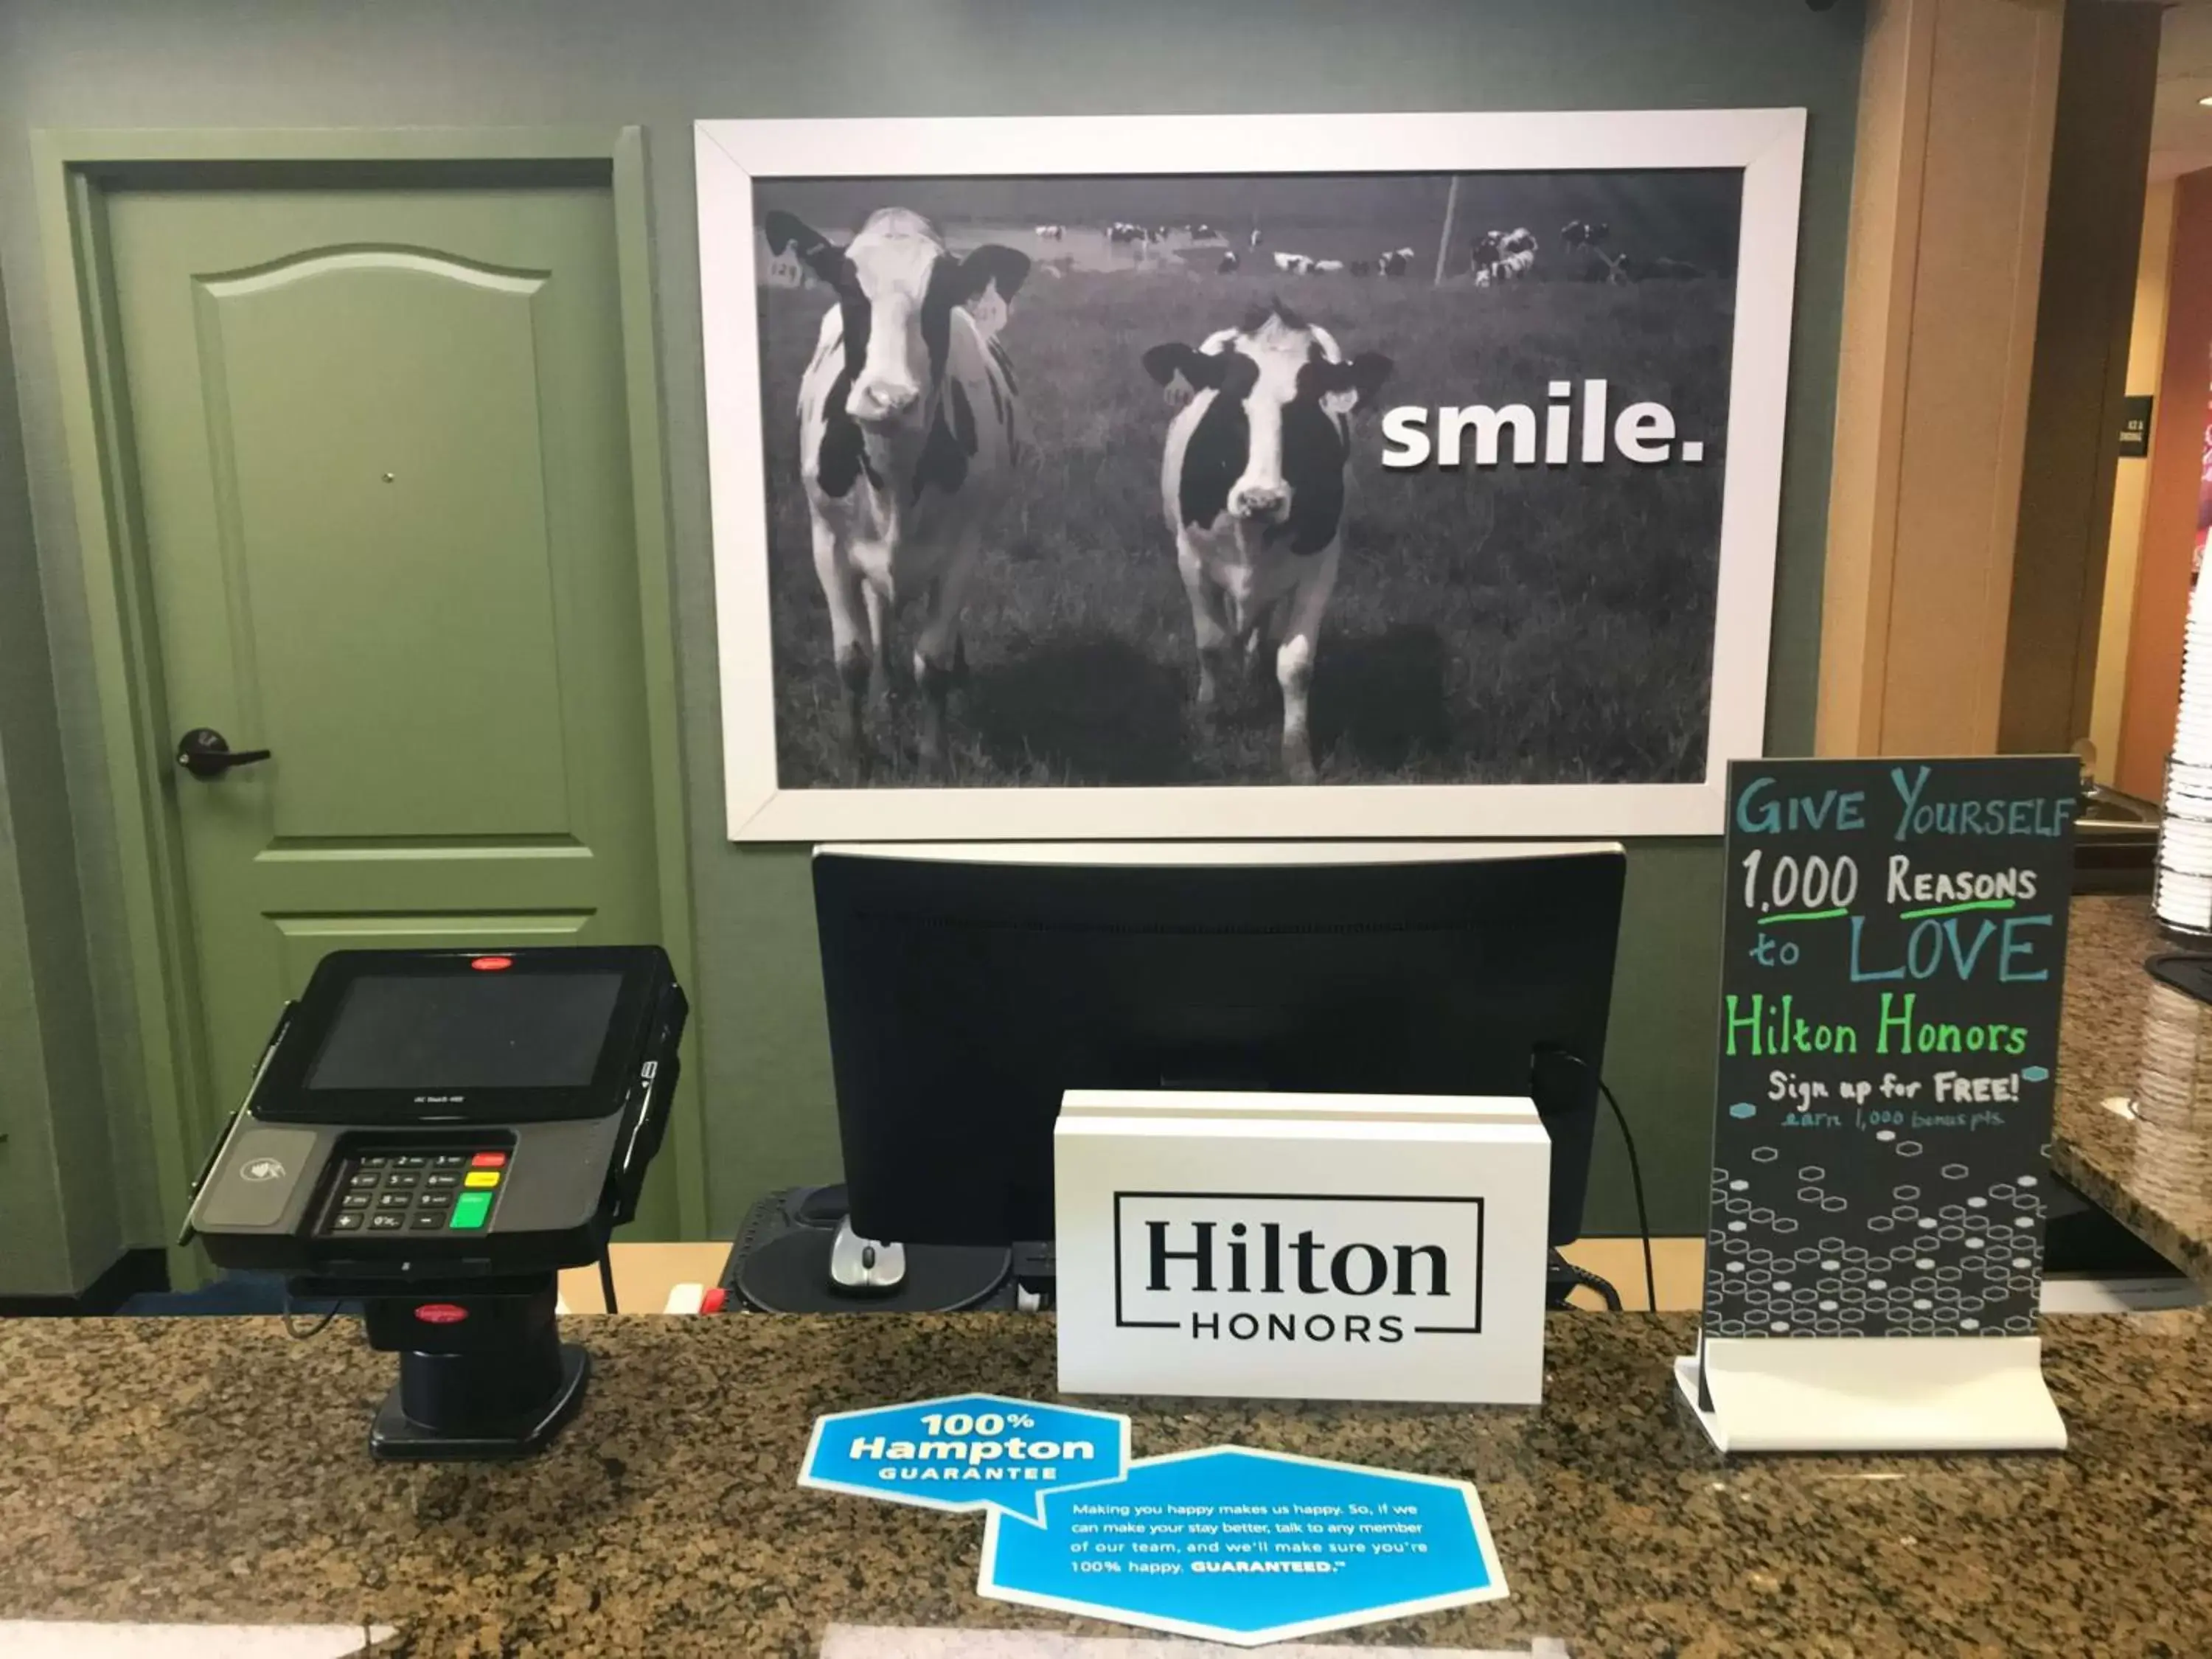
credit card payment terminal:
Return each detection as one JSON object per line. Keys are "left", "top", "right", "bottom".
{"left": 183, "top": 945, "right": 686, "bottom": 1460}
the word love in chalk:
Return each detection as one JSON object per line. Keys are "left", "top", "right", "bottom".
{"left": 801, "top": 1393, "right": 1129, "bottom": 1522}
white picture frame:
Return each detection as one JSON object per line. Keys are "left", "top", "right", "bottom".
{"left": 698, "top": 109, "right": 1806, "bottom": 841}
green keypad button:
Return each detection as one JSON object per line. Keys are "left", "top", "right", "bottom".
{"left": 448, "top": 1192, "right": 493, "bottom": 1231}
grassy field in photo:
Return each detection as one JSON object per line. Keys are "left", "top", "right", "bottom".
{"left": 756, "top": 262, "right": 1733, "bottom": 789}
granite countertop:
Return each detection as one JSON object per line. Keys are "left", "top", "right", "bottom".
{"left": 2052, "top": 894, "right": 2212, "bottom": 1285}
{"left": 4, "top": 1310, "right": 2211, "bottom": 1656}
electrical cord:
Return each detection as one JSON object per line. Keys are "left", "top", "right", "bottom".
{"left": 1548, "top": 1248, "right": 1622, "bottom": 1311}
{"left": 1595, "top": 1077, "right": 1659, "bottom": 1315}
{"left": 599, "top": 1248, "right": 620, "bottom": 1315}
{"left": 283, "top": 1294, "right": 341, "bottom": 1340}
{"left": 1545, "top": 1048, "right": 1660, "bottom": 1314}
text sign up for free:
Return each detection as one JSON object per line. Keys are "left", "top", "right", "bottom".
{"left": 1702, "top": 756, "right": 2077, "bottom": 1342}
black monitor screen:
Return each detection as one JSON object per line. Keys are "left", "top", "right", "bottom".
{"left": 814, "top": 848, "right": 1625, "bottom": 1250}
{"left": 306, "top": 972, "right": 623, "bottom": 1092}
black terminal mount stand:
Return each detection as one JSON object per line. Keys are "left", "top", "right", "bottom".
{"left": 181, "top": 945, "right": 686, "bottom": 1461}
{"left": 321, "top": 1273, "right": 586, "bottom": 1461}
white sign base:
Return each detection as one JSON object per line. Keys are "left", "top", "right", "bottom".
{"left": 1056, "top": 1090, "right": 1550, "bottom": 1405}
{"left": 1673, "top": 1335, "right": 2067, "bottom": 1453}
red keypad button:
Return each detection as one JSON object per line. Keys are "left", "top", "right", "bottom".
{"left": 470, "top": 1152, "right": 507, "bottom": 1169}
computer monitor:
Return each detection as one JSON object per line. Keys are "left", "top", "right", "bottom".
{"left": 812, "top": 841, "right": 1626, "bottom": 1253}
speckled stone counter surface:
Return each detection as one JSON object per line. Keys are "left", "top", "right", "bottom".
{"left": 2052, "top": 894, "right": 2212, "bottom": 1285}
{"left": 4, "top": 1310, "right": 2210, "bottom": 1657}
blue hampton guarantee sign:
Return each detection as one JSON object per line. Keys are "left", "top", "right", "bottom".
{"left": 978, "top": 1445, "right": 1506, "bottom": 1646}
{"left": 799, "top": 1392, "right": 1130, "bottom": 1523}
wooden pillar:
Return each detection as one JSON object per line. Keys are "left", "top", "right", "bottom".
{"left": 1998, "top": 1, "right": 2161, "bottom": 754}
{"left": 2089, "top": 178, "right": 2174, "bottom": 786}
{"left": 1818, "top": 0, "right": 2067, "bottom": 757}
{"left": 2116, "top": 169, "right": 2212, "bottom": 801}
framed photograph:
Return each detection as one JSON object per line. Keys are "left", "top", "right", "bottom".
{"left": 698, "top": 110, "right": 1804, "bottom": 841}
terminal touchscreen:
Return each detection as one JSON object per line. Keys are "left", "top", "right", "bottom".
{"left": 182, "top": 945, "right": 686, "bottom": 1460}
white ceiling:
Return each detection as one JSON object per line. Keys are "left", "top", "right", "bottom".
{"left": 2150, "top": 3, "right": 2212, "bottom": 182}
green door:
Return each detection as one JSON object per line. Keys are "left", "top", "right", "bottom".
{"left": 104, "top": 175, "right": 674, "bottom": 1228}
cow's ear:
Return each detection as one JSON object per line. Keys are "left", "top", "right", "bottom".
{"left": 764, "top": 211, "right": 846, "bottom": 285}
{"left": 954, "top": 244, "right": 1032, "bottom": 307}
{"left": 1347, "top": 353, "right": 1394, "bottom": 406}
{"left": 1142, "top": 343, "right": 1220, "bottom": 408}
{"left": 1316, "top": 352, "right": 1394, "bottom": 416}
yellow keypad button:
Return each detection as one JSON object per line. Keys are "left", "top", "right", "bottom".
{"left": 462, "top": 1170, "right": 501, "bottom": 1189}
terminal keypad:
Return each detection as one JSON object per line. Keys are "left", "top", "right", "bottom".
{"left": 319, "top": 1149, "right": 508, "bottom": 1236}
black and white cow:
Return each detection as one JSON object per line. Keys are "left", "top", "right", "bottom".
{"left": 1109, "top": 221, "right": 1146, "bottom": 244}
{"left": 767, "top": 207, "right": 1029, "bottom": 773}
{"left": 1217, "top": 249, "right": 1241, "bottom": 274}
{"left": 1141, "top": 302, "right": 1393, "bottom": 781}
{"left": 1560, "top": 219, "right": 1610, "bottom": 251}
{"left": 1473, "top": 228, "right": 1538, "bottom": 283}
{"left": 1378, "top": 246, "right": 1416, "bottom": 278}
{"left": 1034, "top": 223, "right": 1065, "bottom": 240}
{"left": 1249, "top": 225, "right": 1265, "bottom": 251}
{"left": 1272, "top": 251, "right": 1314, "bottom": 275}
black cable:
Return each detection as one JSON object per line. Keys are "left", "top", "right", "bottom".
{"left": 1595, "top": 1077, "right": 1659, "bottom": 1315}
{"left": 283, "top": 1293, "right": 341, "bottom": 1340}
{"left": 1548, "top": 1247, "right": 1622, "bottom": 1312}
{"left": 599, "top": 1248, "right": 619, "bottom": 1315}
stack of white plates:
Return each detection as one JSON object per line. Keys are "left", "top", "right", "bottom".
{"left": 2158, "top": 577, "right": 2212, "bottom": 935}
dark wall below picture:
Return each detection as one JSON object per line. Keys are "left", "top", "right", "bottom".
{"left": 0, "top": 0, "right": 1863, "bottom": 1266}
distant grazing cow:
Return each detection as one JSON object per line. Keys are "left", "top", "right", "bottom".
{"left": 1109, "top": 222, "right": 1145, "bottom": 243}
{"left": 1217, "top": 249, "right": 1241, "bottom": 274}
{"left": 1195, "top": 223, "right": 1218, "bottom": 240}
{"left": 1249, "top": 226, "right": 1265, "bottom": 250}
{"left": 1377, "top": 248, "right": 1414, "bottom": 278}
{"left": 1140, "top": 300, "right": 1393, "bottom": 781}
{"left": 767, "top": 207, "right": 1030, "bottom": 774}
{"left": 1349, "top": 258, "right": 1374, "bottom": 276}
{"left": 1561, "top": 220, "right": 1617, "bottom": 280}
{"left": 1034, "top": 223, "right": 1065, "bottom": 240}
{"left": 1273, "top": 251, "right": 1314, "bottom": 275}
{"left": 1472, "top": 228, "right": 1537, "bottom": 282}
{"left": 1312, "top": 259, "right": 1347, "bottom": 274}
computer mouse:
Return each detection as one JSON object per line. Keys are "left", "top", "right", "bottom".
{"left": 827, "top": 1217, "right": 907, "bottom": 1295}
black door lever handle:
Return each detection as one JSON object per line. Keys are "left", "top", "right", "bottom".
{"left": 176, "top": 727, "right": 273, "bottom": 780}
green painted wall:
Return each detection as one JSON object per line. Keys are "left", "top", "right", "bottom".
{"left": 0, "top": 232, "right": 121, "bottom": 1293}
{"left": 0, "top": 0, "right": 1861, "bottom": 1273}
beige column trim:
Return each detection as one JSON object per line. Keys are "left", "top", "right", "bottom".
{"left": 1816, "top": 0, "right": 1935, "bottom": 757}
{"left": 1816, "top": 0, "right": 2067, "bottom": 757}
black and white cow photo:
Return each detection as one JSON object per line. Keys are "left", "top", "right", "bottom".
{"left": 750, "top": 170, "right": 1742, "bottom": 790}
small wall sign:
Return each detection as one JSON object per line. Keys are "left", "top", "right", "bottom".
{"left": 2119, "top": 394, "right": 2152, "bottom": 457}
{"left": 1054, "top": 1091, "right": 1549, "bottom": 1405}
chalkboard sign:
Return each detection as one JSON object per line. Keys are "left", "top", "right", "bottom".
{"left": 1700, "top": 757, "right": 2078, "bottom": 1342}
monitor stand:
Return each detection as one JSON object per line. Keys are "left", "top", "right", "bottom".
{"left": 732, "top": 1189, "right": 1011, "bottom": 1314}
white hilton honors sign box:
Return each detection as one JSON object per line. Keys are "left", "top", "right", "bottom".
{"left": 1054, "top": 1091, "right": 1551, "bottom": 1405}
